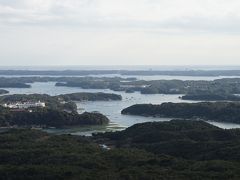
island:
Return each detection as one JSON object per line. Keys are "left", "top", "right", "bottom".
{"left": 0, "top": 76, "right": 136, "bottom": 89}
{"left": 0, "top": 89, "right": 9, "bottom": 95}
{"left": 57, "top": 92, "right": 122, "bottom": 101}
{"left": 121, "top": 102, "right": 240, "bottom": 124}
{"left": 2, "top": 120, "right": 240, "bottom": 179}
{"left": 3, "top": 76, "right": 240, "bottom": 97}
{"left": 3, "top": 76, "right": 240, "bottom": 104}
{"left": 0, "top": 92, "right": 122, "bottom": 128}
{"left": 0, "top": 92, "right": 122, "bottom": 112}
{"left": 0, "top": 107, "right": 109, "bottom": 128}
{"left": 181, "top": 93, "right": 240, "bottom": 101}
{"left": 0, "top": 82, "right": 30, "bottom": 88}
{"left": 0, "top": 94, "right": 78, "bottom": 113}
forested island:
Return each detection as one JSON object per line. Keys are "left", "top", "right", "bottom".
{"left": 0, "top": 92, "right": 122, "bottom": 110}
{"left": 0, "top": 82, "right": 30, "bottom": 88}
{"left": 0, "top": 76, "right": 136, "bottom": 89}
{"left": 55, "top": 77, "right": 240, "bottom": 96}
{"left": 181, "top": 93, "right": 240, "bottom": 101}
{"left": 0, "top": 107, "right": 109, "bottom": 128}
{"left": 57, "top": 92, "right": 122, "bottom": 101}
{"left": 2, "top": 120, "right": 240, "bottom": 179}
{"left": 125, "top": 78, "right": 240, "bottom": 95}
{"left": 0, "top": 92, "right": 122, "bottom": 128}
{"left": 121, "top": 102, "right": 240, "bottom": 124}
{"left": 0, "top": 89, "right": 8, "bottom": 95}
{"left": 3, "top": 76, "right": 240, "bottom": 99}
{"left": 0, "top": 94, "right": 77, "bottom": 112}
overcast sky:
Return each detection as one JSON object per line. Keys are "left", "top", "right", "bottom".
{"left": 0, "top": 0, "right": 240, "bottom": 66}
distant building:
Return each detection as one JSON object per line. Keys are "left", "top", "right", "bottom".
{"left": 3, "top": 101, "right": 46, "bottom": 109}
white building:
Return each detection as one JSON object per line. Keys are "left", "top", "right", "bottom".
{"left": 3, "top": 101, "right": 46, "bottom": 109}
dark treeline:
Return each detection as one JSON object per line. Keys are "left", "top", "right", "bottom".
{"left": 126, "top": 78, "right": 240, "bottom": 95}
{"left": 121, "top": 102, "right": 240, "bottom": 124}
{"left": 181, "top": 93, "right": 240, "bottom": 101}
{"left": 0, "top": 93, "right": 122, "bottom": 103}
{"left": 57, "top": 92, "right": 122, "bottom": 101}
{"left": 96, "top": 120, "right": 240, "bottom": 162}
{"left": 0, "top": 89, "right": 8, "bottom": 95}
{"left": 2, "top": 120, "right": 240, "bottom": 179}
{"left": 0, "top": 82, "right": 30, "bottom": 88}
{"left": 0, "top": 107, "right": 109, "bottom": 127}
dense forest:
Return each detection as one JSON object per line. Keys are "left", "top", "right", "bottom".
{"left": 2, "top": 120, "right": 240, "bottom": 179}
{"left": 121, "top": 102, "right": 240, "bottom": 123}
{"left": 0, "top": 106, "right": 109, "bottom": 127}
{"left": 95, "top": 120, "right": 240, "bottom": 160}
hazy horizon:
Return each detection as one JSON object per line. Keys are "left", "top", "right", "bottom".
{"left": 1, "top": 65, "right": 240, "bottom": 71}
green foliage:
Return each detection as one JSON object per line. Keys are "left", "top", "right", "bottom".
{"left": 2, "top": 121, "right": 240, "bottom": 179}
{"left": 0, "top": 93, "right": 122, "bottom": 128}
{"left": 0, "top": 92, "right": 122, "bottom": 113}
{"left": 122, "top": 102, "right": 240, "bottom": 123}
{"left": 96, "top": 120, "right": 240, "bottom": 161}
{"left": 0, "top": 94, "right": 68, "bottom": 111}
{"left": 0, "top": 107, "right": 109, "bottom": 127}
{"left": 57, "top": 92, "right": 122, "bottom": 101}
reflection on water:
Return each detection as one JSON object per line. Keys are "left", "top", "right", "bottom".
{"left": 3, "top": 78, "right": 240, "bottom": 135}
{"left": 43, "top": 122, "right": 125, "bottom": 136}
{"left": 208, "top": 121, "right": 240, "bottom": 129}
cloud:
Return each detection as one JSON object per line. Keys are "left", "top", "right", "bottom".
{"left": 0, "top": 0, "right": 240, "bottom": 33}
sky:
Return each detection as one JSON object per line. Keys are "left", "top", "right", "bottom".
{"left": 0, "top": 0, "right": 240, "bottom": 66}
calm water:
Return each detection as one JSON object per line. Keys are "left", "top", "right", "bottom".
{"left": 3, "top": 76, "right": 240, "bottom": 135}
{"left": 2, "top": 74, "right": 240, "bottom": 81}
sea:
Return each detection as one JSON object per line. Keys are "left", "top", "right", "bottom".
{"left": 2, "top": 69, "right": 240, "bottom": 136}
